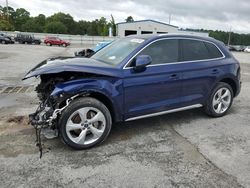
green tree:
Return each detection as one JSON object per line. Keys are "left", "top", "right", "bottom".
{"left": 125, "top": 16, "right": 134, "bottom": 22}
{"left": 110, "top": 14, "right": 116, "bottom": 36}
{"left": 35, "top": 14, "right": 46, "bottom": 27}
{"left": 97, "top": 17, "right": 108, "bottom": 36}
{"left": 77, "top": 20, "right": 90, "bottom": 35}
{"left": 44, "top": 21, "right": 67, "bottom": 34}
{"left": 1, "top": 6, "right": 15, "bottom": 26}
{"left": 87, "top": 20, "right": 98, "bottom": 36}
{"left": 22, "top": 18, "right": 43, "bottom": 32}
{"left": 0, "top": 19, "right": 14, "bottom": 30}
{"left": 46, "top": 12, "right": 76, "bottom": 34}
{"left": 12, "top": 8, "right": 30, "bottom": 31}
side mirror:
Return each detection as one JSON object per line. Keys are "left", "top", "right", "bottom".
{"left": 133, "top": 55, "right": 152, "bottom": 72}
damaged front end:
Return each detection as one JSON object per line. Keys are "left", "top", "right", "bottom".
{"left": 29, "top": 87, "right": 79, "bottom": 158}
{"left": 23, "top": 56, "right": 121, "bottom": 157}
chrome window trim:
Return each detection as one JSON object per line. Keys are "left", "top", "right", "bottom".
{"left": 125, "top": 104, "right": 203, "bottom": 121}
{"left": 123, "top": 37, "right": 226, "bottom": 69}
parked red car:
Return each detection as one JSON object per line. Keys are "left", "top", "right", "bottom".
{"left": 44, "top": 36, "right": 70, "bottom": 47}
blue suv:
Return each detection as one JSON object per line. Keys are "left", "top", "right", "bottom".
{"left": 24, "top": 34, "right": 241, "bottom": 150}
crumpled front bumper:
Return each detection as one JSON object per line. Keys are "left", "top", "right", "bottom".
{"left": 29, "top": 112, "right": 50, "bottom": 127}
{"left": 28, "top": 102, "right": 55, "bottom": 128}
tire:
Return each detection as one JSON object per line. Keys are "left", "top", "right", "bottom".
{"left": 204, "top": 82, "right": 233, "bottom": 117}
{"left": 59, "top": 97, "right": 112, "bottom": 150}
{"left": 1, "top": 40, "right": 6, "bottom": 44}
{"left": 62, "top": 43, "right": 66, "bottom": 47}
{"left": 48, "top": 43, "right": 52, "bottom": 46}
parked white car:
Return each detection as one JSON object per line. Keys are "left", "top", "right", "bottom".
{"left": 244, "top": 46, "right": 250, "bottom": 52}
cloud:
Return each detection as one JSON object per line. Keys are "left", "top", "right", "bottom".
{"left": 1, "top": 0, "right": 250, "bottom": 33}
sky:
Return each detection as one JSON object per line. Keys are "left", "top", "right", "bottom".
{"left": 1, "top": 0, "right": 250, "bottom": 33}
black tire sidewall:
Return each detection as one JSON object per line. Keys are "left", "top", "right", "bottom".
{"left": 206, "top": 82, "right": 233, "bottom": 117}
{"left": 59, "top": 97, "right": 112, "bottom": 150}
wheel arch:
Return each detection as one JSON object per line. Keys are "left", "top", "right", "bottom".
{"left": 88, "top": 91, "right": 117, "bottom": 123}
{"left": 57, "top": 90, "right": 121, "bottom": 123}
{"left": 219, "top": 78, "right": 237, "bottom": 97}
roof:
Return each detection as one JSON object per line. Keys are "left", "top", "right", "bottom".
{"left": 116, "top": 19, "right": 178, "bottom": 28}
{"left": 125, "top": 33, "right": 221, "bottom": 44}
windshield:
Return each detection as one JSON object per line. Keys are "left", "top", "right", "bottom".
{"left": 92, "top": 41, "right": 111, "bottom": 52}
{"left": 91, "top": 38, "right": 145, "bottom": 66}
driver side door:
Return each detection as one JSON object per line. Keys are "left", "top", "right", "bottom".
{"left": 123, "top": 39, "right": 183, "bottom": 120}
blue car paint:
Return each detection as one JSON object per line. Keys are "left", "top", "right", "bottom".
{"left": 123, "top": 64, "right": 183, "bottom": 119}
{"left": 23, "top": 57, "right": 122, "bottom": 80}
{"left": 24, "top": 34, "right": 241, "bottom": 122}
{"left": 51, "top": 77, "right": 124, "bottom": 121}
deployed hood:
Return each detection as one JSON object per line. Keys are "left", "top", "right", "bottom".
{"left": 23, "top": 57, "right": 121, "bottom": 80}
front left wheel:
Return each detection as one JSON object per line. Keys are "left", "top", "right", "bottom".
{"left": 59, "top": 97, "right": 112, "bottom": 150}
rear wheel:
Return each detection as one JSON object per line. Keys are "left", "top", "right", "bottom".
{"left": 62, "top": 43, "right": 66, "bottom": 47}
{"left": 59, "top": 97, "right": 112, "bottom": 149}
{"left": 1, "top": 40, "right": 6, "bottom": 44}
{"left": 204, "top": 82, "right": 233, "bottom": 117}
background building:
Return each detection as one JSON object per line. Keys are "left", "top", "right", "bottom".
{"left": 116, "top": 20, "right": 179, "bottom": 37}
{"left": 116, "top": 19, "right": 209, "bottom": 37}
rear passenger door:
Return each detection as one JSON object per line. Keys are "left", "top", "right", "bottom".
{"left": 180, "top": 39, "right": 224, "bottom": 106}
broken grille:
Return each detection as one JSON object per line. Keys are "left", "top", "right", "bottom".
{"left": 0, "top": 85, "right": 34, "bottom": 94}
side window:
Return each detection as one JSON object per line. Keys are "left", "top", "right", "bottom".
{"left": 181, "top": 39, "right": 209, "bottom": 61}
{"left": 204, "top": 42, "right": 223, "bottom": 58}
{"left": 137, "top": 39, "right": 179, "bottom": 65}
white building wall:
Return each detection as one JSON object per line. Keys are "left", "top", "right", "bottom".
{"left": 117, "top": 21, "right": 179, "bottom": 37}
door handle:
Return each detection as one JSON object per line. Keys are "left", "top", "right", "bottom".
{"left": 212, "top": 69, "right": 219, "bottom": 74}
{"left": 169, "top": 74, "right": 179, "bottom": 80}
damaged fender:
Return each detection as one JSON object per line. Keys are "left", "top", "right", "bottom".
{"left": 50, "top": 78, "right": 124, "bottom": 122}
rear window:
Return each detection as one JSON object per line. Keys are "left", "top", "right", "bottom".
{"left": 204, "top": 42, "right": 223, "bottom": 58}
{"left": 181, "top": 39, "right": 223, "bottom": 61}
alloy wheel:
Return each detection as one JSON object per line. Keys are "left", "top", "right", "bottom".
{"left": 212, "top": 87, "right": 232, "bottom": 114}
{"left": 65, "top": 107, "right": 106, "bottom": 145}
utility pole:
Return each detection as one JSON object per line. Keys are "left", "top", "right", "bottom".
{"left": 227, "top": 26, "right": 232, "bottom": 46}
{"left": 6, "top": 0, "right": 9, "bottom": 20}
{"left": 169, "top": 14, "right": 172, "bottom": 25}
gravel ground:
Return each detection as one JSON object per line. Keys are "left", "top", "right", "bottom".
{"left": 0, "top": 44, "right": 249, "bottom": 188}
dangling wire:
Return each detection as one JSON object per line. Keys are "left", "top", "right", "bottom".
{"left": 35, "top": 126, "right": 43, "bottom": 159}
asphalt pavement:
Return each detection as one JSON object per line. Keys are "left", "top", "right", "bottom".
{"left": 0, "top": 44, "right": 249, "bottom": 187}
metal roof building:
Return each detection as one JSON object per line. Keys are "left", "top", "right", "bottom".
{"left": 116, "top": 19, "right": 179, "bottom": 37}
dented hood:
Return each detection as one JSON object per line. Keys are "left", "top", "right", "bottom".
{"left": 23, "top": 57, "right": 122, "bottom": 80}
